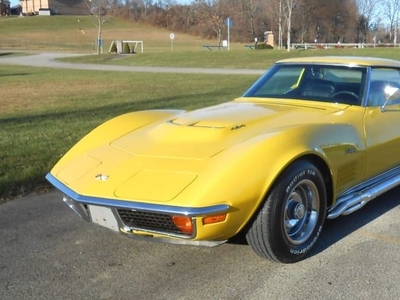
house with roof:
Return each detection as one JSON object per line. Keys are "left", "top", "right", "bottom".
{"left": 0, "top": 0, "right": 11, "bottom": 16}
{"left": 20, "top": 0, "right": 88, "bottom": 15}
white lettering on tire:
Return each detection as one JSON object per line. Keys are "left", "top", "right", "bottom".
{"left": 289, "top": 225, "right": 323, "bottom": 255}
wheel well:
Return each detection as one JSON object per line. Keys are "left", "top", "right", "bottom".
{"left": 298, "top": 154, "right": 334, "bottom": 208}
{"left": 231, "top": 154, "right": 334, "bottom": 243}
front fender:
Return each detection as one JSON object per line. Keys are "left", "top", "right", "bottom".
{"left": 179, "top": 123, "right": 365, "bottom": 239}
{"left": 51, "top": 110, "right": 183, "bottom": 174}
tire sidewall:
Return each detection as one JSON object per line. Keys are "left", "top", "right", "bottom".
{"left": 268, "top": 161, "right": 327, "bottom": 262}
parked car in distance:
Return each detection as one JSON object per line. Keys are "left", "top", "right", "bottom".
{"left": 46, "top": 56, "right": 400, "bottom": 263}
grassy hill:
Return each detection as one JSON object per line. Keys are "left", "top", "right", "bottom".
{"left": 0, "top": 15, "right": 213, "bottom": 52}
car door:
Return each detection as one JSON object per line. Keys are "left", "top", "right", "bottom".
{"left": 364, "top": 67, "right": 400, "bottom": 179}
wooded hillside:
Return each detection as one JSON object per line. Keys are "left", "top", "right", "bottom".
{"left": 106, "top": 0, "right": 397, "bottom": 47}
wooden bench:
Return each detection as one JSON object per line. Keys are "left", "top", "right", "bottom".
{"left": 202, "top": 45, "right": 224, "bottom": 51}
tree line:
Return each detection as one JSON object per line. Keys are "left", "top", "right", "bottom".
{"left": 95, "top": 0, "right": 400, "bottom": 49}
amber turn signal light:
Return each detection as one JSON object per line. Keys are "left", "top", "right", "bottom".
{"left": 202, "top": 214, "right": 227, "bottom": 225}
{"left": 171, "top": 215, "right": 193, "bottom": 234}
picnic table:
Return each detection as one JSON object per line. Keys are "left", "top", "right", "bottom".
{"left": 202, "top": 45, "right": 225, "bottom": 50}
{"left": 244, "top": 44, "right": 255, "bottom": 50}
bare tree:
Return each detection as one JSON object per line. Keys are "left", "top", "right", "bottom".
{"left": 268, "top": 0, "right": 284, "bottom": 49}
{"left": 292, "top": 0, "right": 318, "bottom": 43}
{"left": 382, "top": 0, "right": 400, "bottom": 44}
{"left": 195, "top": 0, "right": 228, "bottom": 45}
{"left": 283, "top": 0, "right": 297, "bottom": 51}
{"left": 141, "top": 0, "right": 154, "bottom": 16}
{"left": 241, "top": 0, "right": 262, "bottom": 40}
{"left": 356, "top": 0, "right": 379, "bottom": 42}
{"left": 89, "top": 0, "right": 117, "bottom": 54}
{"left": 324, "top": 0, "right": 357, "bottom": 43}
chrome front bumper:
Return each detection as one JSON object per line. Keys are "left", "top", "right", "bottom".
{"left": 46, "top": 173, "right": 229, "bottom": 247}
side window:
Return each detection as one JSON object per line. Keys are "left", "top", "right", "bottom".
{"left": 368, "top": 68, "right": 400, "bottom": 107}
{"left": 300, "top": 66, "right": 364, "bottom": 105}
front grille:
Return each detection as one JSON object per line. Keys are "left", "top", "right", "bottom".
{"left": 117, "top": 209, "right": 190, "bottom": 236}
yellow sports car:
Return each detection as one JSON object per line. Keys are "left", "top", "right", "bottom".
{"left": 46, "top": 56, "right": 400, "bottom": 263}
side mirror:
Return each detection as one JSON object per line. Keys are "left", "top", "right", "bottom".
{"left": 381, "top": 86, "right": 400, "bottom": 112}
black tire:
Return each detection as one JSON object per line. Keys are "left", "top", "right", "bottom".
{"left": 246, "top": 160, "right": 327, "bottom": 263}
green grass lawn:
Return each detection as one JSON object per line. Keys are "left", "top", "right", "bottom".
{"left": 59, "top": 47, "right": 400, "bottom": 69}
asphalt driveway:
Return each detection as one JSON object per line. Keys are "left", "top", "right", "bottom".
{"left": 0, "top": 189, "right": 399, "bottom": 299}
{"left": 0, "top": 51, "right": 265, "bottom": 75}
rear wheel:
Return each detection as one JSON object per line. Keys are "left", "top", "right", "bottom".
{"left": 246, "top": 160, "right": 327, "bottom": 263}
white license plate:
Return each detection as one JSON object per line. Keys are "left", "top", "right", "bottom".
{"left": 88, "top": 205, "right": 119, "bottom": 232}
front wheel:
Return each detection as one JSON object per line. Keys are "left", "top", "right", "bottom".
{"left": 246, "top": 160, "right": 327, "bottom": 263}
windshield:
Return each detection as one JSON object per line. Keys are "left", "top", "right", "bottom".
{"left": 243, "top": 64, "right": 367, "bottom": 105}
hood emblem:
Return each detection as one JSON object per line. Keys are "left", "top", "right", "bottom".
{"left": 345, "top": 148, "right": 356, "bottom": 155}
{"left": 231, "top": 124, "right": 246, "bottom": 131}
{"left": 95, "top": 174, "right": 109, "bottom": 181}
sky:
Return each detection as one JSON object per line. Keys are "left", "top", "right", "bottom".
{"left": 10, "top": 0, "right": 19, "bottom": 7}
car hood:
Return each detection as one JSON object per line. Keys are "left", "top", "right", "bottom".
{"left": 110, "top": 99, "right": 346, "bottom": 159}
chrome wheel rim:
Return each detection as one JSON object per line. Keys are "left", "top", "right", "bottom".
{"left": 284, "top": 179, "right": 319, "bottom": 245}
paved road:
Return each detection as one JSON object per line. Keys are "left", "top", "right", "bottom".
{"left": 1, "top": 52, "right": 400, "bottom": 299}
{"left": 1, "top": 189, "right": 399, "bottom": 299}
{"left": 0, "top": 52, "right": 265, "bottom": 75}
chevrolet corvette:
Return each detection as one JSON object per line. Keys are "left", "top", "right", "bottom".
{"left": 46, "top": 56, "right": 400, "bottom": 263}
